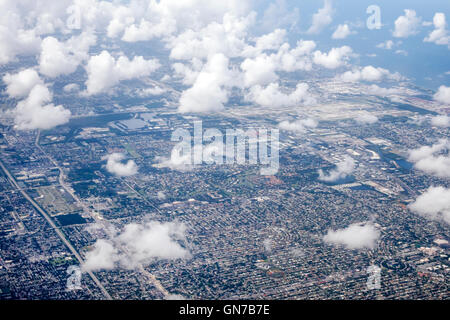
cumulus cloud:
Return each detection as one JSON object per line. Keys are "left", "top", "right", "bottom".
{"left": 323, "top": 222, "right": 380, "bottom": 249}
{"left": 338, "top": 66, "right": 402, "bottom": 82}
{"left": 107, "top": 0, "right": 251, "bottom": 43}
{"left": 122, "top": 17, "right": 176, "bottom": 43}
{"left": 241, "top": 54, "right": 278, "bottom": 87}
{"left": 3, "top": 68, "right": 43, "bottom": 98}
{"left": 136, "top": 86, "right": 166, "bottom": 97}
{"left": 318, "top": 156, "right": 356, "bottom": 182}
{"left": 83, "top": 221, "right": 190, "bottom": 272}
{"left": 178, "top": 53, "right": 235, "bottom": 113}
{"left": 172, "top": 58, "right": 204, "bottom": 85}
{"left": 105, "top": 4, "right": 136, "bottom": 38}
{"left": 395, "top": 49, "right": 408, "bottom": 56}
{"left": 433, "top": 85, "right": 450, "bottom": 104}
{"left": 246, "top": 82, "right": 316, "bottom": 108}
{"left": 0, "top": 2, "right": 41, "bottom": 65}
{"left": 240, "top": 40, "right": 317, "bottom": 87}
{"left": 241, "top": 28, "right": 287, "bottom": 57}
{"left": 158, "top": 140, "right": 228, "bottom": 171}
{"left": 84, "top": 51, "right": 160, "bottom": 95}
{"left": 103, "top": 153, "right": 138, "bottom": 177}
{"left": 39, "top": 32, "right": 96, "bottom": 78}
{"left": 0, "top": 27, "right": 40, "bottom": 64}
{"left": 430, "top": 115, "right": 450, "bottom": 127}
{"left": 158, "top": 147, "right": 195, "bottom": 171}
{"left": 83, "top": 239, "right": 118, "bottom": 272}
{"left": 307, "top": 0, "right": 333, "bottom": 34}
{"left": 376, "top": 40, "right": 395, "bottom": 50}
{"left": 14, "top": 84, "right": 71, "bottom": 130}
{"left": 332, "top": 24, "right": 352, "bottom": 39}
{"left": 271, "top": 40, "right": 316, "bottom": 72}
{"left": 260, "top": 0, "right": 300, "bottom": 32}
{"left": 408, "top": 139, "right": 450, "bottom": 178}
{"left": 313, "top": 46, "right": 353, "bottom": 69}
{"left": 278, "top": 118, "right": 318, "bottom": 133}
{"left": 63, "top": 83, "right": 80, "bottom": 93}
{"left": 409, "top": 186, "right": 450, "bottom": 225}
{"left": 158, "top": 143, "right": 207, "bottom": 171}
{"left": 366, "top": 84, "right": 402, "bottom": 96}
{"left": 393, "top": 9, "right": 421, "bottom": 38}
{"left": 157, "top": 191, "right": 166, "bottom": 200}
{"left": 168, "top": 13, "right": 254, "bottom": 61}
{"left": 355, "top": 113, "right": 379, "bottom": 124}
{"left": 424, "top": 13, "right": 450, "bottom": 48}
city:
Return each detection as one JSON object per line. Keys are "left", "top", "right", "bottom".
{"left": 0, "top": 0, "right": 448, "bottom": 304}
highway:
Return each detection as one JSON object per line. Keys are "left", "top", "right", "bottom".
{"left": 34, "top": 131, "right": 170, "bottom": 299}
{"left": 0, "top": 158, "right": 112, "bottom": 300}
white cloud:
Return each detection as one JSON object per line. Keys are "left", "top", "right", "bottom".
{"left": 313, "top": 46, "right": 353, "bottom": 69}
{"left": 393, "top": 9, "right": 421, "bottom": 38}
{"left": 408, "top": 139, "right": 450, "bottom": 178}
{"left": 431, "top": 115, "right": 450, "bottom": 127}
{"left": 3, "top": 68, "right": 43, "bottom": 98}
{"left": 307, "top": 0, "right": 333, "bottom": 34}
{"left": 355, "top": 113, "right": 378, "bottom": 124}
{"left": 376, "top": 40, "right": 395, "bottom": 50}
{"left": 424, "top": 13, "right": 450, "bottom": 48}
{"left": 107, "top": 0, "right": 252, "bottom": 43}
{"left": 83, "top": 239, "right": 118, "bottom": 272}
{"left": 63, "top": 83, "right": 80, "bottom": 93}
{"left": 103, "top": 153, "right": 138, "bottom": 177}
{"left": 168, "top": 13, "right": 254, "bottom": 61}
{"left": 0, "top": 0, "right": 255, "bottom": 66}
{"left": 270, "top": 40, "right": 316, "bottom": 72}
{"left": 172, "top": 58, "right": 203, "bottom": 85}
{"left": 367, "top": 84, "right": 402, "bottom": 96}
{"left": 434, "top": 85, "right": 450, "bottom": 104}
{"left": 241, "top": 28, "right": 287, "bottom": 57}
{"left": 332, "top": 24, "right": 352, "bottom": 39}
{"left": 338, "top": 66, "right": 402, "bottom": 82}
{"left": 122, "top": 17, "right": 176, "bottom": 42}
{"left": 14, "top": 84, "right": 71, "bottom": 130}
{"left": 260, "top": 0, "right": 300, "bottom": 32}
{"left": 409, "top": 186, "right": 450, "bottom": 225}
{"left": 106, "top": 5, "right": 136, "bottom": 38}
{"left": 179, "top": 53, "right": 235, "bottom": 113}
{"left": 323, "top": 222, "right": 380, "bottom": 249}
{"left": 241, "top": 54, "right": 278, "bottom": 87}
{"left": 279, "top": 118, "right": 318, "bottom": 133}
{"left": 157, "top": 191, "right": 166, "bottom": 200}
{"left": 157, "top": 142, "right": 225, "bottom": 171}
{"left": 246, "top": 82, "right": 316, "bottom": 108}
{"left": 240, "top": 40, "right": 317, "bottom": 87}
{"left": 395, "top": 49, "right": 408, "bottom": 56}
{"left": 136, "top": 86, "right": 166, "bottom": 97}
{"left": 39, "top": 32, "right": 96, "bottom": 78}
{"left": 158, "top": 146, "right": 196, "bottom": 171}
{"left": 318, "top": 156, "right": 355, "bottom": 182}
{"left": 83, "top": 221, "right": 190, "bottom": 272}
{"left": 84, "top": 51, "right": 160, "bottom": 95}
{"left": 0, "top": 13, "right": 41, "bottom": 65}
{"left": 116, "top": 221, "right": 190, "bottom": 269}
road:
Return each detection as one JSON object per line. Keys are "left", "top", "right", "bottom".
{"left": 35, "top": 131, "right": 169, "bottom": 299}
{"left": 0, "top": 158, "right": 112, "bottom": 300}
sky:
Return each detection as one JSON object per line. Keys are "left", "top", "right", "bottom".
{"left": 252, "top": 0, "right": 450, "bottom": 88}
{"left": 1, "top": 0, "right": 450, "bottom": 130}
